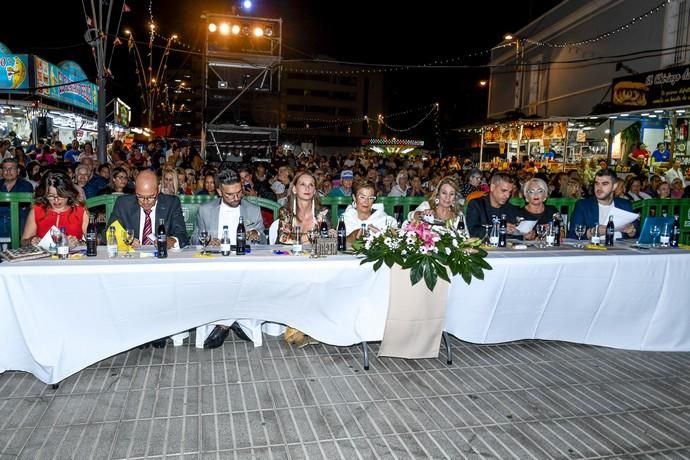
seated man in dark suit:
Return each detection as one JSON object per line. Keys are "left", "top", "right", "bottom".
{"left": 106, "top": 170, "right": 189, "bottom": 348}
{"left": 466, "top": 172, "right": 520, "bottom": 238}
{"left": 192, "top": 169, "right": 267, "bottom": 349}
{"left": 568, "top": 168, "right": 637, "bottom": 240}
{"left": 107, "top": 170, "right": 189, "bottom": 250}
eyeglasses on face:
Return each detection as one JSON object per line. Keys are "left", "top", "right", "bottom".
{"left": 356, "top": 195, "right": 377, "bottom": 202}
{"left": 526, "top": 188, "right": 545, "bottom": 195}
{"left": 136, "top": 194, "right": 158, "bottom": 202}
{"left": 46, "top": 194, "right": 67, "bottom": 201}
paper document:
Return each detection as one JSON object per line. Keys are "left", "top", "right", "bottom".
{"left": 606, "top": 207, "right": 639, "bottom": 230}
{"left": 516, "top": 219, "right": 537, "bottom": 234}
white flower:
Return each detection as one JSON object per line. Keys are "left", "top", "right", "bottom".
{"left": 364, "top": 240, "right": 371, "bottom": 250}
{"left": 420, "top": 246, "right": 428, "bottom": 255}
{"left": 384, "top": 237, "right": 392, "bottom": 247}
{"left": 452, "top": 239, "right": 459, "bottom": 247}
{"left": 401, "top": 250, "right": 407, "bottom": 256}
{"left": 445, "top": 247, "right": 451, "bottom": 255}
{"left": 432, "top": 247, "right": 438, "bottom": 253}
{"left": 406, "top": 237, "right": 415, "bottom": 245}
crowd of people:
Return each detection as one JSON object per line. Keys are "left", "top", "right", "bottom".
{"left": 2, "top": 136, "right": 689, "bottom": 345}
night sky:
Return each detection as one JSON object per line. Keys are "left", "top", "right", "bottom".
{"left": 4, "top": 0, "right": 562, "bottom": 141}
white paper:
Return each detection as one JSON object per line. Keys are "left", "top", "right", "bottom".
{"left": 606, "top": 207, "right": 639, "bottom": 230}
{"left": 516, "top": 219, "right": 537, "bottom": 234}
{"left": 37, "top": 225, "right": 59, "bottom": 250}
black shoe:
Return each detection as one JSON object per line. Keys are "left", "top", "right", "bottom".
{"left": 204, "top": 326, "right": 230, "bottom": 349}
{"left": 230, "top": 322, "right": 251, "bottom": 342}
{"left": 151, "top": 338, "right": 167, "bottom": 348}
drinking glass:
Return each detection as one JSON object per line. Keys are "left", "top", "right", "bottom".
{"left": 198, "top": 230, "right": 210, "bottom": 255}
{"left": 307, "top": 226, "right": 319, "bottom": 258}
{"left": 574, "top": 224, "right": 587, "bottom": 247}
{"left": 649, "top": 224, "right": 661, "bottom": 248}
{"left": 659, "top": 224, "right": 671, "bottom": 247}
{"left": 536, "top": 224, "right": 549, "bottom": 248}
{"left": 122, "top": 229, "right": 135, "bottom": 258}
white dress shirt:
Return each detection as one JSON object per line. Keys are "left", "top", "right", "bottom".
{"left": 218, "top": 202, "right": 241, "bottom": 244}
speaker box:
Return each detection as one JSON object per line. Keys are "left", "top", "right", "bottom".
{"left": 34, "top": 116, "right": 53, "bottom": 139}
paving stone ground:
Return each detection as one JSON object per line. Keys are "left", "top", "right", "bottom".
{"left": 1, "top": 333, "right": 689, "bottom": 459}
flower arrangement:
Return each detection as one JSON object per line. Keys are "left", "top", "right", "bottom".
{"left": 352, "top": 221, "right": 492, "bottom": 291}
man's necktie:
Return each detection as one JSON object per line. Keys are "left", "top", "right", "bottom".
{"left": 142, "top": 209, "right": 153, "bottom": 244}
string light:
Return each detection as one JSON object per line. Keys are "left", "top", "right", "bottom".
{"left": 522, "top": 0, "right": 669, "bottom": 48}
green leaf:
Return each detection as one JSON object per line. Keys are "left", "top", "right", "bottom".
{"left": 423, "top": 259, "right": 438, "bottom": 291}
{"left": 373, "top": 258, "right": 383, "bottom": 271}
{"left": 410, "top": 264, "right": 423, "bottom": 285}
{"left": 461, "top": 270, "right": 472, "bottom": 285}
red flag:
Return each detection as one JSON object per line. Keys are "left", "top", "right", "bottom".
{"left": 122, "top": 2, "right": 131, "bottom": 13}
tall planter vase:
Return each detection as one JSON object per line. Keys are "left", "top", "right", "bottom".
{"left": 378, "top": 265, "right": 450, "bottom": 359}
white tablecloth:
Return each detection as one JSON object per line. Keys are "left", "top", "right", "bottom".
{"left": 446, "top": 248, "right": 690, "bottom": 352}
{"left": 2, "top": 245, "right": 690, "bottom": 384}
{"left": 0, "top": 247, "right": 390, "bottom": 384}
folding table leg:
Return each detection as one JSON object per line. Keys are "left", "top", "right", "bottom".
{"left": 442, "top": 331, "right": 452, "bottom": 365}
{"left": 361, "top": 341, "right": 369, "bottom": 370}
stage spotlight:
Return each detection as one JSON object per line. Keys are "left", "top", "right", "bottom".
{"left": 253, "top": 26, "right": 264, "bottom": 37}
{"left": 242, "top": 0, "right": 252, "bottom": 10}
{"left": 208, "top": 23, "right": 217, "bottom": 33}
{"left": 219, "top": 23, "right": 230, "bottom": 35}
{"left": 264, "top": 26, "right": 273, "bottom": 37}
{"left": 231, "top": 24, "right": 241, "bottom": 35}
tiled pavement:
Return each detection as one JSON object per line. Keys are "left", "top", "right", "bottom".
{"left": 1, "top": 333, "right": 690, "bottom": 459}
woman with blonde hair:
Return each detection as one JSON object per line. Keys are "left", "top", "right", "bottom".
{"left": 408, "top": 176, "right": 462, "bottom": 226}
{"left": 276, "top": 171, "right": 331, "bottom": 244}
{"left": 160, "top": 167, "right": 180, "bottom": 195}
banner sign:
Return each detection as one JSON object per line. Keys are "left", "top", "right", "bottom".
{"left": 34, "top": 57, "right": 98, "bottom": 112}
{"left": 114, "top": 98, "right": 131, "bottom": 127}
{"left": 612, "top": 64, "right": 690, "bottom": 110}
{"left": 0, "top": 54, "right": 29, "bottom": 90}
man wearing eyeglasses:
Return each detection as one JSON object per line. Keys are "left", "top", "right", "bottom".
{"left": 192, "top": 168, "right": 266, "bottom": 349}
{"left": 107, "top": 170, "right": 188, "bottom": 251}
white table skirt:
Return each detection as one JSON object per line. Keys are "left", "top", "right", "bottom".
{"left": 0, "top": 248, "right": 390, "bottom": 384}
{"left": 2, "top": 245, "right": 690, "bottom": 384}
{"left": 445, "top": 250, "right": 690, "bottom": 352}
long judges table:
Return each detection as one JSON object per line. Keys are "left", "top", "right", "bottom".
{"left": 2, "top": 245, "right": 689, "bottom": 384}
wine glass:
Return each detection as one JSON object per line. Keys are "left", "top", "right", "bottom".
{"left": 574, "top": 224, "right": 587, "bottom": 248}
{"left": 536, "top": 224, "right": 549, "bottom": 248}
{"left": 50, "top": 227, "right": 62, "bottom": 253}
{"left": 198, "top": 230, "right": 210, "bottom": 255}
{"left": 307, "top": 225, "right": 319, "bottom": 258}
{"left": 122, "top": 229, "right": 135, "bottom": 257}
{"left": 649, "top": 224, "right": 661, "bottom": 248}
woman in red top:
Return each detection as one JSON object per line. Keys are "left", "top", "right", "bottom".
{"left": 22, "top": 171, "right": 89, "bottom": 247}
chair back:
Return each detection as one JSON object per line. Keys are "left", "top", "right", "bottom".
{"left": 0, "top": 192, "right": 34, "bottom": 248}
{"left": 179, "top": 195, "right": 216, "bottom": 236}
{"left": 268, "top": 220, "right": 279, "bottom": 244}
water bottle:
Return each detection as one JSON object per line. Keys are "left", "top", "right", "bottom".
{"left": 236, "top": 216, "right": 246, "bottom": 255}
{"left": 360, "top": 223, "right": 368, "bottom": 238}
{"left": 456, "top": 211, "right": 467, "bottom": 236}
{"left": 107, "top": 225, "right": 118, "bottom": 258}
{"left": 221, "top": 225, "right": 231, "bottom": 256}
{"left": 552, "top": 213, "right": 561, "bottom": 246}
{"left": 319, "top": 219, "right": 329, "bottom": 238}
{"left": 489, "top": 216, "right": 499, "bottom": 247}
{"left": 57, "top": 227, "right": 69, "bottom": 260}
{"left": 337, "top": 215, "right": 347, "bottom": 251}
{"left": 498, "top": 214, "right": 507, "bottom": 248}
{"left": 591, "top": 223, "right": 601, "bottom": 245}
{"left": 292, "top": 225, "right": 302, "bottom": 255}
{"left": 605, "top": 216, "right": 615, "bottom": 247}
{"left": 670, "top": 215, "right": 680, "bottom": 248}
{"left": 86, "top": 214, "right": 97, "bottom": 256}
{"left": 156, "top": 218, "right": 167, "bottom": 259}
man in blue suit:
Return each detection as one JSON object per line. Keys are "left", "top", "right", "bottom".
{"left": 567, "top": 169, "right": 638, "bottom": 239}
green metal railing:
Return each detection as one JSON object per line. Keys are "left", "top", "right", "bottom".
{"left": 0, "top": 192, "right": 34, "bottom": 249}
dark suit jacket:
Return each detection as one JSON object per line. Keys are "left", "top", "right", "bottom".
{"left": 107, "top": 194, "right": 189, "bottom": 247}
{"left": 567, "top": 197, "right": 638, "bottom": 239}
